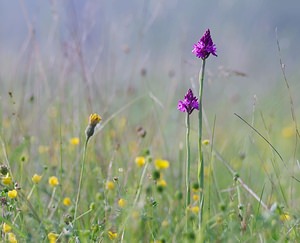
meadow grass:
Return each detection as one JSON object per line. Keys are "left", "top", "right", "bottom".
{"left": 1, "top": 70, "right": 300, "bottom": 242}
{"left": 1, "top": 8, "right": 300, "bottom": 243}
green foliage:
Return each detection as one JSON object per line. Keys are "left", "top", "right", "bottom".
{"left": 0, "top": 92, "right": 299, "bottom": 242}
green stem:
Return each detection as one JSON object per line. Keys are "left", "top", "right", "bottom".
{"left": 198, "top": 58, "right": 206, "bottom": 228}
{"left": 236, "top": 182, "right": 243, "bottom": 221}
{"left": 133, "top": 162, "right": 149, "bottom": 206}
{"left": 59, "top": 110, "right": 63, "bottom": 194}
{"left": 75, "top": 207, "right": 93, "bottom": 221}
{"left": 74, "top": 139, "right": 88, "bottom": 226}
{"left": 47, "top": 187, "right": 57, "bottom": 212}
{"left": 185, "top": 113, "right": 191, "bottom": 231}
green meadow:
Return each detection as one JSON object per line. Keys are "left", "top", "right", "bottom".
{"left": 1, "top": 2, "right": 300, "bottom": 243}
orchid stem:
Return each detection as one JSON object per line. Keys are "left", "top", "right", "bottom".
{"left": 185, "top": 113, "right": 191, "bottom": 232}
{"left": 198, "top": 58, "right": 206, "bottom": 229}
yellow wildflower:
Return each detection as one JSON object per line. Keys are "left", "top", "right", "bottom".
{"left": 157, "top": 178, "right": 167, "bottom": 187}
{"left": 2, "top": 175, "right": 12, "bottom": 185}
{"left": 89, "top": 113, "right": 102, "bottom": 126}
{"left": 135, "top": 156, "right": 146, "bottom": 167}
{"left": 106, "top": 181, "right": 115, "bottom": 190}
{"left": 190, "top": 206, "right": 200, "bottom": 214}
{"left": 280, "top": 212, "right": 291, "bottom": 222}
{"left": 118, "top": 117, "right": 127, "bottom": 131}
{"left": 202, "top": 139, "right": 210, "bottom": 145}
{"left": 204, "top": 166, "right": 212, "bottom": 177}
{"left": 154, "top": 159, "right": 169, "bottom": 170}
{"left": 216, "top": 216, "right": 223, "bottom": 224}
{"left": 48, "top": 232, "right": 58, "bottom": 243}
{"left": 129, "top": 141, "right": 138, "bottom": 154}
{"left": 3, "top": 223, "right": 12, "bottom": 233}
{"left": 192, "top": 194, "right": 199, "bottom": 201}
{"left": 38, "top": 145, "right": 49, "bottom": 154}
{"left": 118, "top": 198, "right": 126, "bottom": 208}
{"left": 63, "top": 197, "right": 72, "bottom": 206}
{"left": 32, "top": 174, "right": 42, "bottom": 184}
{"left": 161, "top": 220, "right": 169, "bottom": 227}
{"left": 131, "top": 210, "right": 139, "bottom": 220}
{"left": 86, "top": 113, "right": 102, "bottom": 140}
{"left": 282, "top": 125, "right": 295, "bottom": 138}
{"left": 69, "top": 137, "right": 80, "bottom": 146}
{"left": 8, "top": 232, "right": 17, "bottom": 243}
{"left": 108, "top": 230, "right": 118, "bottom": 240}
{"left": 48, "top": 176, "right": 59, "bottom": 187}
{"left": 8, "top": 190, "right": 18, "bottom": 199}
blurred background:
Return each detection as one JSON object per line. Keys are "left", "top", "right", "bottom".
{"left": 0, "top": 0, "right": 299, "bottom": 156}
{"left": 0, "top": 2, "right": 299, "bottom": 241}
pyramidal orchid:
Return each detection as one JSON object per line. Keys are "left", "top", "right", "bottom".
{"left": 192, "top": 29, "right": 217, "bottom": 59}
{"left": 177, "top": 89, "right": 199, "bottom": 115}
{"left": 193, "top": 28, "right": 217, "bottom": 229}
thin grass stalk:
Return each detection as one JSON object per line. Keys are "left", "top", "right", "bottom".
{"left": 133, "top": 161, "right": 149, "bottom": 206}
{"left": 59, "top": 109, "right": 63, "bottom": 192}
{"left": 185, "top": 113, "right": 191, "bottom": 231}
{"left": 75, "top": 207, "right": 93, "bottom": 221}
{"left": 236, "top": 182, "right": 243, "bottom": 221}
{"left": 214, "top": 150, "right": 269, "bottom": 211}
{"left": 198, "top": 58, "right": 206, "bottom": 228}
{"left": 47, "top": 187, "right": 57, "bottom": 214}
{"left": 74, "top": 139, "right": 88, "bottom": 226}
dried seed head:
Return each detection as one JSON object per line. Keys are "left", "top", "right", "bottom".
{"left": 136, "top": 126, "right": 146, "bottom": 138}
{"left": 0, "top": 164, "right": 9, "bottom": 175}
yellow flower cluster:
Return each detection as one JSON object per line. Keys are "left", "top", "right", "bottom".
{"left": 8, "top": 233, "right": 17, "bottom": 243}
{"left": 2, "top": 223, "right": 17, "bottom": 242}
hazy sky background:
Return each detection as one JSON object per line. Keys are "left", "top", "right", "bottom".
{"left": 1, "top": 0, "right": 299, "bottom": 117}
